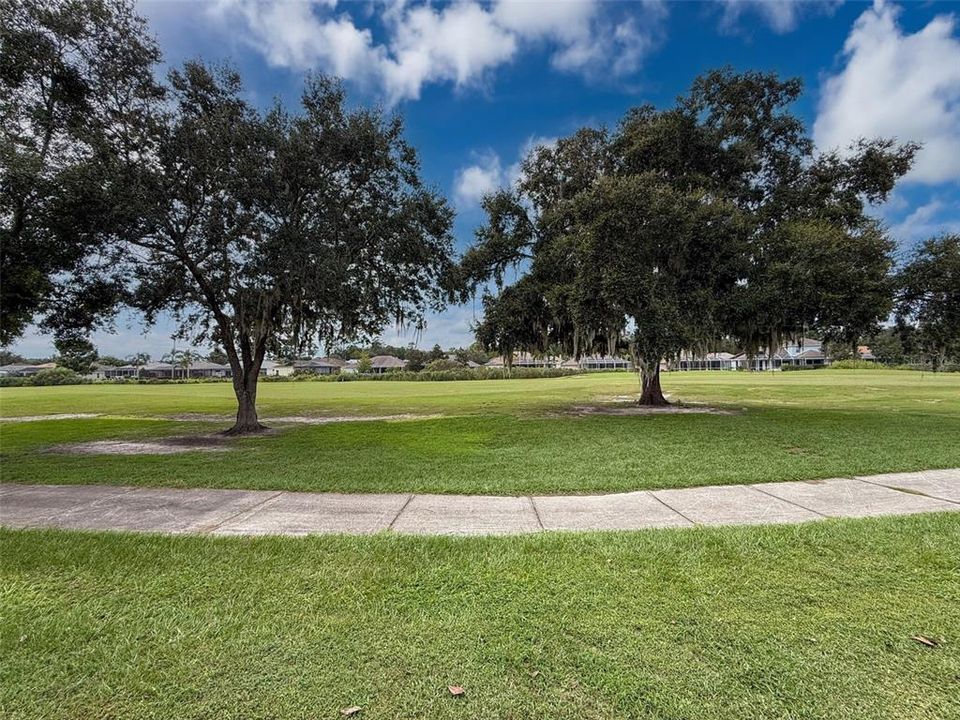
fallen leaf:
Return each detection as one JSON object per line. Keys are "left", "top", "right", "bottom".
{"left": 340, "top": 706, "right": 362, "bottom": 717}
{"left": 18, "top": 635, "right": 27, "bottom": 643}
{"left": 911, "top": 635, "right": 939, "bottom": 648}
{"left": 528, "top": 670, "right": 540, "bottom": 678}
{"left": 448, "top": 685, "right": 465, "bottom": 697}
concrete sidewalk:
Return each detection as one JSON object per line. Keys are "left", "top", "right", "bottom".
{"left": 1, "top": 469, "right": 958, "bottom": 537}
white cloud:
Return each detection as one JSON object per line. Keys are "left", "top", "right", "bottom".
{"left": 453, "top": 135, "right": 557, "bottom": 206}
{"left": 493, "top": 0, "right": 598, "bottom": 42}
{"left": 719, "top": 0, "right": 842, "bottom": 34}
{"left": 209, "top": 0, "right": 385, "bottom": 83}
{"left": 814, "top": 0, "right": 960, "bottom": 184}
{"left": 454, "top": 152, "right": 505, "bottom": 207}
{"left": 889, "top": 198, "right": 960, "bottom": 245}
{"left": 209, "top": 0, "right": 666, "bottom": 103}
{"left": 380, "top": 2, "right": 518, "bottom": 102}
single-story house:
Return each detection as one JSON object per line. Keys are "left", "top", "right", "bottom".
{"left": 486, "top": 352, "right": 556, "bottom": 368}
{"left": 370, "top": 355, "right": 406, "bottom": 373}
{"left": 0, "top": 362, "right": 57, "bottom": 377}
{"left": 293, "top": 357, "right": 345, "bottom": 375}
{"left": 858, "top": 345, "right": 876, "bottom": 361}
{"left": 138, "top": 362, "right": 176, "bottom": 379}
{"left": 260, "top": 359, "right": 294, "bottom": 377}
{"left": 136, "top": 361, "right": 232, "bottom": 379}
{"left": 677, "top": 352, "right": 736, "bottom": 371}
{"left": 100, "top": 364, "right": 142, "bottom": 379}
{"left": 184, "top": 361, "right": 232, "bottom": 378}
{"left": 342, "top": 359, "right": 359, "bottom": 374}
{"left": 579, "top": 355, "right": 632, "bottom": 370}
{"left": 730, "top": 338, "right": 828, "bottom": 371}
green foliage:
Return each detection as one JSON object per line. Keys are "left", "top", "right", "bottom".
{"left": 829, "top": 359, "right": 886, "bottom": 370}
{"left": 896, "top": 235, "right": 960, "bottom": 371}
{"left": 42, "top": 60, "right": 454, "bottom": 432}
{"left": 460, "top": 69, "right": 914, "bottom": 404}
{"left": 0, "top": 0, "right": 163, "bottom": 343}
{"left": 865, "top": 327, "right": 907, "bottom": 365}
{"left": 11, "top": 367, "right": 85, "bottom": 386}
{"left": 53, "top": 331, "right": 98, "bottom": 373}
{"left": 357, "top": 352, "right": 372, "bottom": 374}
{"left": 423, "top": 358, "right": 462, "bottom": 372}
{"left": 206, "top": 348, "right": 230, "bottom": 365}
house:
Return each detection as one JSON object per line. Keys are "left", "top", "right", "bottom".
{"left": 0, "top": 362, "right": 57, "bottom": 377}
{"left": 342, "top": 359, "right": 359, "bottom": 374}
{"left": 96, "top": 364, "right": 140, "bottom": 379}
{"left": 486, "top": 352, "right": 556, "bottom": 368}
{"left": 369, "top": 355, "right": 406, "bottom": 373}
{"left": 558, "top": 355, "right": 631, "bottom": 370}
{"left": 293, "top": 357, "right": 344, "bottom": 375}
{"left": 260, "top": 360, "right": 295, "bottom": 377}
{"left": 858, "top": 345, "right": 877, "bottom": 361}
{"left": 677, "top": 352, "right": 736, "bottom": 371}
{"left": 730, "top": 338, "right": 828, "bottom": 371}
{"left": 135, "top": 360, "right": 232, "bottom": 379}
{"left": 182, "top": 360, "right": 232, "bottom": 378}
{"left": 139, "top": 362, "right": 176, "bottom": 379}
{"left": 579, "top": 355, "right": 632, "bottom": 370}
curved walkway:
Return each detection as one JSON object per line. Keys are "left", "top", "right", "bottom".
{"left": 1, "top": 469, "right": 958, "bottom": 537}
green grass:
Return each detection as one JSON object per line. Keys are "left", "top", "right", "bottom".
{"left": 2, "top": 369, "right": 959, "bottom": 418}
{"left": 1, "top": 370, "right": 958, "bottom": 494}
{"left": 2, "top": 514, "right": 958, "bottom": 719}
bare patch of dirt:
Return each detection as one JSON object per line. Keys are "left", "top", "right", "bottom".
{"left": 0, "top": 413, "right": 101, "bottom": 423}
{"left": 50, "top": 435, "right": 235, "bottom": 456}
{"left": 161, "top": 413, "right": 444, "bottom": 424}
{"left": 567, "top": 404, "right": 739, "bottom": 417}
{"left": 166, "top": 413, "right": 232, "bottom": 422}
{"left": 267, "top": 413, "right": 444, "bottom": 424}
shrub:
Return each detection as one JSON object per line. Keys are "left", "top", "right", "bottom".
{"left": 28, "top": 368, "right": 84, "bottom": 386}
{"left": 423, "top": 358, "right": 462, "bottom": 372}
{"left": 829, "top": 359, "right": 885, "bottom": 370}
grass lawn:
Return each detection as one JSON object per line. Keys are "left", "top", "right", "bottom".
{"left": 2, "top": 514, "right": 958, "bottom": 719}
{"left": 1, "top": 370, "right": 959, "bottom": 494}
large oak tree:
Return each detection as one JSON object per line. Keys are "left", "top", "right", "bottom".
{"left": 896, "top": 235, "right": 960, "bottom": 371}
{"left": 111, "top": 64, "right": 455, "bottom": 433}
{"left": 459, "top": 70, "right": 915, "bottom": 404}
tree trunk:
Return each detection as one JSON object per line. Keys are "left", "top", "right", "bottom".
{"left": 225, "top": 369, "right": 268, "bottom": 435}
{"left": 637, "top": 359, "right": 669, "bottom": 406}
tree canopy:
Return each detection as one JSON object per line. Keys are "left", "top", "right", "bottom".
{"left": 114, "top": 64, "right": 454, "bottom": 432}
{"left": 896, "top": 235, "right": 960, "bottom": 371}
{"left": 0, "top": 0, "right": 163, "bottom": 344}
{"left": 2, "top": 0, "right": 455, "bottom": 432}
{"left": 458, "top": 69, "right": 916, "bottom": 403}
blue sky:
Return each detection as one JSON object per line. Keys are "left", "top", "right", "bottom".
{"left": 12, "top": 0, "right": 960, "bottom": 359}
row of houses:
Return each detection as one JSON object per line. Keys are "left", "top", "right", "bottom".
{"left": 3, "top": 339, "right": 873, "bottom": 380}
{"left": 83, "top": 354, "right": 414, "bottom": 379}
{"left": 676, "top": 338, "right": 875, "bottom": 371}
